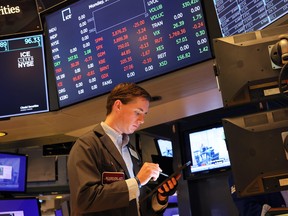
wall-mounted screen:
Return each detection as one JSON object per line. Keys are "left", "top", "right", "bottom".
{"left": 163, "top": 207, "right": 179, "bottom": 216}
{"left": 155, "top": 139, "right": 173, "bottom": 157}
{"left": 183, "top": 124, "right": 231, "bottom": 179}
{"left": 0, "top": 152, "right": 28, "bottom": 193}
{"left": 0, "top": 197, "right": 41, "bottom": 216}
{"left": 213, "top": 0, "right": 288, "bottom": 37}
{"left": 0, "top": 34, "right": 49, "bottom": 119}
{"left": 44, "top": 0, "right": 212, "bottom": 107}
{"left": 55, "top": 208, "right": 63, "bottom": 216}
{"left": 222, "top": 107, "right": 288, "bottom": 197}
{"left": 0, "top": 0, "right": 42, "bottom": 37}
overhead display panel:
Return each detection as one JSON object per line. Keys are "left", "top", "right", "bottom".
{"left": 0, "top": 34, "right": 49, "bottom": 119}
{"left": 45, "top": 0, "right": 212, "bottom": 108}
{"left": 0, "top": 0, "right": 42, "bottom": 37}
{"left": 213, "top": 0, "right": 288, "bottom": 37}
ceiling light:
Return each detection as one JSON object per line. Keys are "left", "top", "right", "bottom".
{"left": 0, "top": 132, "right": 7, "bottom": 137}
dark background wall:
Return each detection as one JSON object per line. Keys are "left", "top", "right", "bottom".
{"left": 139, "top": 101, "right": 286, "bottom": 216}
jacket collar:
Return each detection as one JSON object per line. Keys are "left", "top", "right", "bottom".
{"left": 93, "top": 124, "right": 131, "bottom": 178}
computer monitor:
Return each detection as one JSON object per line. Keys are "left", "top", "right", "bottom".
{"left": 213, "top": 24, "right": 288, "bottom": 107}
{"left": 182, "top": 123, "right": 231, "bottom": 180}
{"left": 154, "top": 139, "right": 173, "bottom": 157}
{"left": 0, "top": 152, "right": 28, "bottom": 193}
{"left": 222, "top": 107, "right": 288, "bottom": 197}
{"left": 55, "top": 208, "right": 63, "bottom": 216}
{"left": 0, "top": 197, "right": 41, "bottom": 216}
{"left": 163, "top": 206, "right": 179, "bottom": 216}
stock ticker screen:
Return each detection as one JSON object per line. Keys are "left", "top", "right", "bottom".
{"left": 213, "top": 0, "right": 288, "bottom": 37}
{"left": 45, "top": 0, "right": 212, "bottom": 107}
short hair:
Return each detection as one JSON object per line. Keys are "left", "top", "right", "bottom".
{"left": 106, "top": 83, "right": 151, "bottom": 116}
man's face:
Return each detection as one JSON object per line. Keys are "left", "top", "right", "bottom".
{"left": 115, "top": 97, "right": 149, "bottom": 134}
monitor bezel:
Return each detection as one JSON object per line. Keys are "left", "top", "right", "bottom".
{"left": 154, "top": 138, "right": 173, "bottom": 158}
{"left": 0, "top": 152, "right": 28, "bottom": 194}
{"left": 0, "top": 197, "right": 41, "bottom": 216}
{"left": 41, "top": 0, "right": 213, "bottom": 109}
{"left": 0, "top": 33, "right": 50, "bottom": 119}
{"left": 182, "top": 122, "right": 231, "bottom": 180}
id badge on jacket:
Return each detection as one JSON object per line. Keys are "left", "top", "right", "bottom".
{"left": 102, "top": 172, "right": 125, "bottom": 184}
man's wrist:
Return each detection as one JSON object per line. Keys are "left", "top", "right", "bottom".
{"left": 157, "top": 192, "right": 168, "bottom": 205}
{"left": 135, "top": 176, "right": 141, "bottom": 188}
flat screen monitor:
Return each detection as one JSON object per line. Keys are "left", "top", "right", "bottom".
{"left": 0, "top": 34, "right": 49, "bottom": 119}
{"left": 0, "top": 0, "right": 42, "bottom": 38}
{"left": 222, "top": 107, "right": 288, "bottom": 197}
{"left": 55, "top": 208, "right": 63, "bottom": 216}
{"left": 0, "top": 152, "right": 28, "bottom": 193}
{"left": 163, "top": 207, "right": 179, "bottom": 216}
{"left": 213, "top": 24, "right": 288, "bottom": 107}
{"left": 168, "top": 192, "right": 178, "bottom": 204}
{"left": 55, "top": 200, "right": 70, "bottom": 216}
{"left": 43, "top": 0, "right": 212, "bottom": 108}
{"left": 182, "top": 124, "right": 231, "bottom": 180}
{"left": 0, "top": 197, "right": 41, "bottom": 216}
{"left": 155, "top": 139, "right": 173, "bottom": 157}
{"left": 212, "top": 0, "right": 288, "bottom": 37}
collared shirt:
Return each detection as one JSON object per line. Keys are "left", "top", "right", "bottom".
{"left": 101, "top": 122, "right": 134, "bottom": 177}
{"left": 101, "top": 122, "right": 167, "bottom": 214}
{"left": 100, "top": 122, "right": 139, "bottom": 201}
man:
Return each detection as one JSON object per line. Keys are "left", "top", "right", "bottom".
{"left": 67, "top": 82, "right": 180, "bottom": 216}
